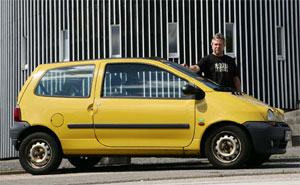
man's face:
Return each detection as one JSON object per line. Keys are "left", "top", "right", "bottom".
{"left": 212, "top": 39, "right": 225, "bottom": 56}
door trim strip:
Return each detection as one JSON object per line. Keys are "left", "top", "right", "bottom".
{"left": 68, "top": 123, "right": 190, "bottom": 129}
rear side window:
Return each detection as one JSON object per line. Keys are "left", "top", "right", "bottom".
{"left": 35, "top": 65, "right": 95, "bottom": 97}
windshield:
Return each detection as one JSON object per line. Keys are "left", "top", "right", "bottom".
{"left": 163, "top": 61, "right": 233, "bottom": 92}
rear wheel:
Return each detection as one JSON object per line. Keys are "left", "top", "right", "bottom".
{"left": 68, "top": 156, "right": 101, "bottom": 169}
{"left": 19, "top": 132, "right": 62, "bottom": 175}
{"left": 205, "top": 125, "right": 252, "bottom": 168}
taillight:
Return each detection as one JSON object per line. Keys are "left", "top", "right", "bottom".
{"left": 14, "top": 105, "right": 21, "bottom": 122}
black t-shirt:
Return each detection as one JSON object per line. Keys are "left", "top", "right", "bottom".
{"left": 197, "top": 54, "right": 239, "bottom": 90}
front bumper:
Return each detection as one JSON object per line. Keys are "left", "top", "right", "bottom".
{"left": 243, "top": 121, "right": 291, "bottom": 154}
{"left": 9, "top": 121, "right": 30, "bottom": 150}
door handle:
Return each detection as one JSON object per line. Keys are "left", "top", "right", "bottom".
{"left": 87, "top": 104, "right": 97, "bottom": 113}
{"left": 89, "top": 102, "right": 100, "bottom": 114}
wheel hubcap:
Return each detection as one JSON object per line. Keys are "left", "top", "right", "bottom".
{"left": 26, "top": 140, "right": 52, "bottom": 169}
{"left": 213, "top": 132, "right": 241, "bottom": 163}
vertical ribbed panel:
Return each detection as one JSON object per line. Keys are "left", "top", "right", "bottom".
{"left": 0, "top": 0, "right": 299, "bottom": 159}
{"left": 296, "top": 0, "right": 300, "bottom": 105}
{"left": 1, "top": 0, "right": 19, "bottom": 159}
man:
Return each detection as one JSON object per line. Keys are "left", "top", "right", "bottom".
{"left": 183, "top": 33, "right": 241, "bottom": 92}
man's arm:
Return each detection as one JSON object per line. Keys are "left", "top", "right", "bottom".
{"left": 190, "top": 65, "right": 200, "bottom": 73}
{"left": 181, "top": 63, "right": 200, "bottom": 73}
{"left": 234, "top": 76, "right": 241, "bottom": 92}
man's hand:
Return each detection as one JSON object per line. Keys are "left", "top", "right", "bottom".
{"left": 181, "top": 63, "right": 189, "bottom": 68}
{"left": 234, "top": 76, "right": 241, "bottom": 93}
{"left": 181, "top": 63, "right": 200, "bottom": 73}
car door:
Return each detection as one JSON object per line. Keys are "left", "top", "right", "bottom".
{"left": 93, "top": 62, "right": 195, "bottom": 147}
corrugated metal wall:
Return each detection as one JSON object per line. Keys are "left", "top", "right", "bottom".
{"left": 1, "top": 0, "right": 20, "bottom": 159}
{"left": 0, "top": 0, "right": 299, "bottom": 159}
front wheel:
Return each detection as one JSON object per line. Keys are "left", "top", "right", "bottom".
{"left": 204, "top": 125, "right": 252, "bottom": 168}
{"left": 19, "top": 132, "right": 62, "bottom": 175}
{"left": 68, "top": 156, "right": 101, "bottom": 169}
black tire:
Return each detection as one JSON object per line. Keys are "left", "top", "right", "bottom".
{"left": 246, "top": 153, "right": 271, "bottom": 167}
{"left": 19, "top": 132, "right": 62, "bottom": 175}
{"left": 204, "top": 125, "right": 252, "bottom": 168}
{"left": 68, "top": 156, "right": 101, "bottom": 169}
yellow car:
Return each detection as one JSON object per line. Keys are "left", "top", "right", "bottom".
{"left": 10, "top": 58, "right": 291, "bottom": 175}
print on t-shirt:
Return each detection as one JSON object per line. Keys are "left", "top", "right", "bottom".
{"left": 214, "top": 63, "right": 228, "bottom": 73}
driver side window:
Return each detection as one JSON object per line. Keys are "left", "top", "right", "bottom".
{"left": 102, "top": 63, "right": 189, "bottom": 99}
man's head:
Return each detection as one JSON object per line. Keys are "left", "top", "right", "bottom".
{"left": 211, "top": 33, "right": 226, "bottom": 57}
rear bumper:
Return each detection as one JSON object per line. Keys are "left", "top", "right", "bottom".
{"left": 243, "top": 121, "right": 291, "bottom": 154}
{"left": 9, "top": 122, "right": 30, "bottom": 150}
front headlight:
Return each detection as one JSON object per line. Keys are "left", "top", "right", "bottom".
{"left": 268, "top": 109, "right": 275, "bottom": 121}
{"left": 280, "top": 113, "right": 285, "bottom": 122}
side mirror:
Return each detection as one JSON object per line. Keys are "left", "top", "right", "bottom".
{"left": 182, "top": 84, "right": 205, "bottom": 100}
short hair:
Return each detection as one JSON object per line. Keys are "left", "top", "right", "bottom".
{"left": 211, "top": 33, "right": 226, "bottom": 46}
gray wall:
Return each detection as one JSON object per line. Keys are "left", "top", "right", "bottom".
{"left": 0, "top": 0, "right": 299, "bottom": 159}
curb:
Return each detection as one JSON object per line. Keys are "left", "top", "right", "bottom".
{"left": 0, "top": 170, "right": 25, "bottom": 175}
{"left": 1, "top": 157, "right": 299, "bottom": 176}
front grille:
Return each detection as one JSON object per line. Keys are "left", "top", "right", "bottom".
{"left": 275, "top": 122, "right": 289, "bottom": 127}
{"left": 272, "top": 139, "right": 287, "bottom": 149}
{"left": 279, "top": 123, "right": 289, "bottom": 127}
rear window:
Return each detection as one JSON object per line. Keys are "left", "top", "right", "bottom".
{"left": 35, "top": 65, "right": 95, "bottom": 98}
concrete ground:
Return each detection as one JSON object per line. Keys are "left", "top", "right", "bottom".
{"left": 0, "top": 146, "right": 299, "bottom": 175}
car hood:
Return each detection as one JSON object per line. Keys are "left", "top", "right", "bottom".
{"left": 238, "top": 93, "right": 272, "bottom": 109}
{"left": 236, "top": 93, "right": 285, "bottom": 122}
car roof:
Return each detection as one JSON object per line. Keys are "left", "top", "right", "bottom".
{"left": 36, "top": 57, "right": 171, "bottom": 70}
{"left": 60, "top": 57, "right": 167, "bottom": 64}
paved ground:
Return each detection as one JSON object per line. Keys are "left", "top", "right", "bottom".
{"left": 1, "top": 157, "right": 299, "bottom": 185}
{"left": 0, "top": 146, "right": 299, "bottom": 175}
{"left": 97, "top": 174, "right": 300, "bottom": 185}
